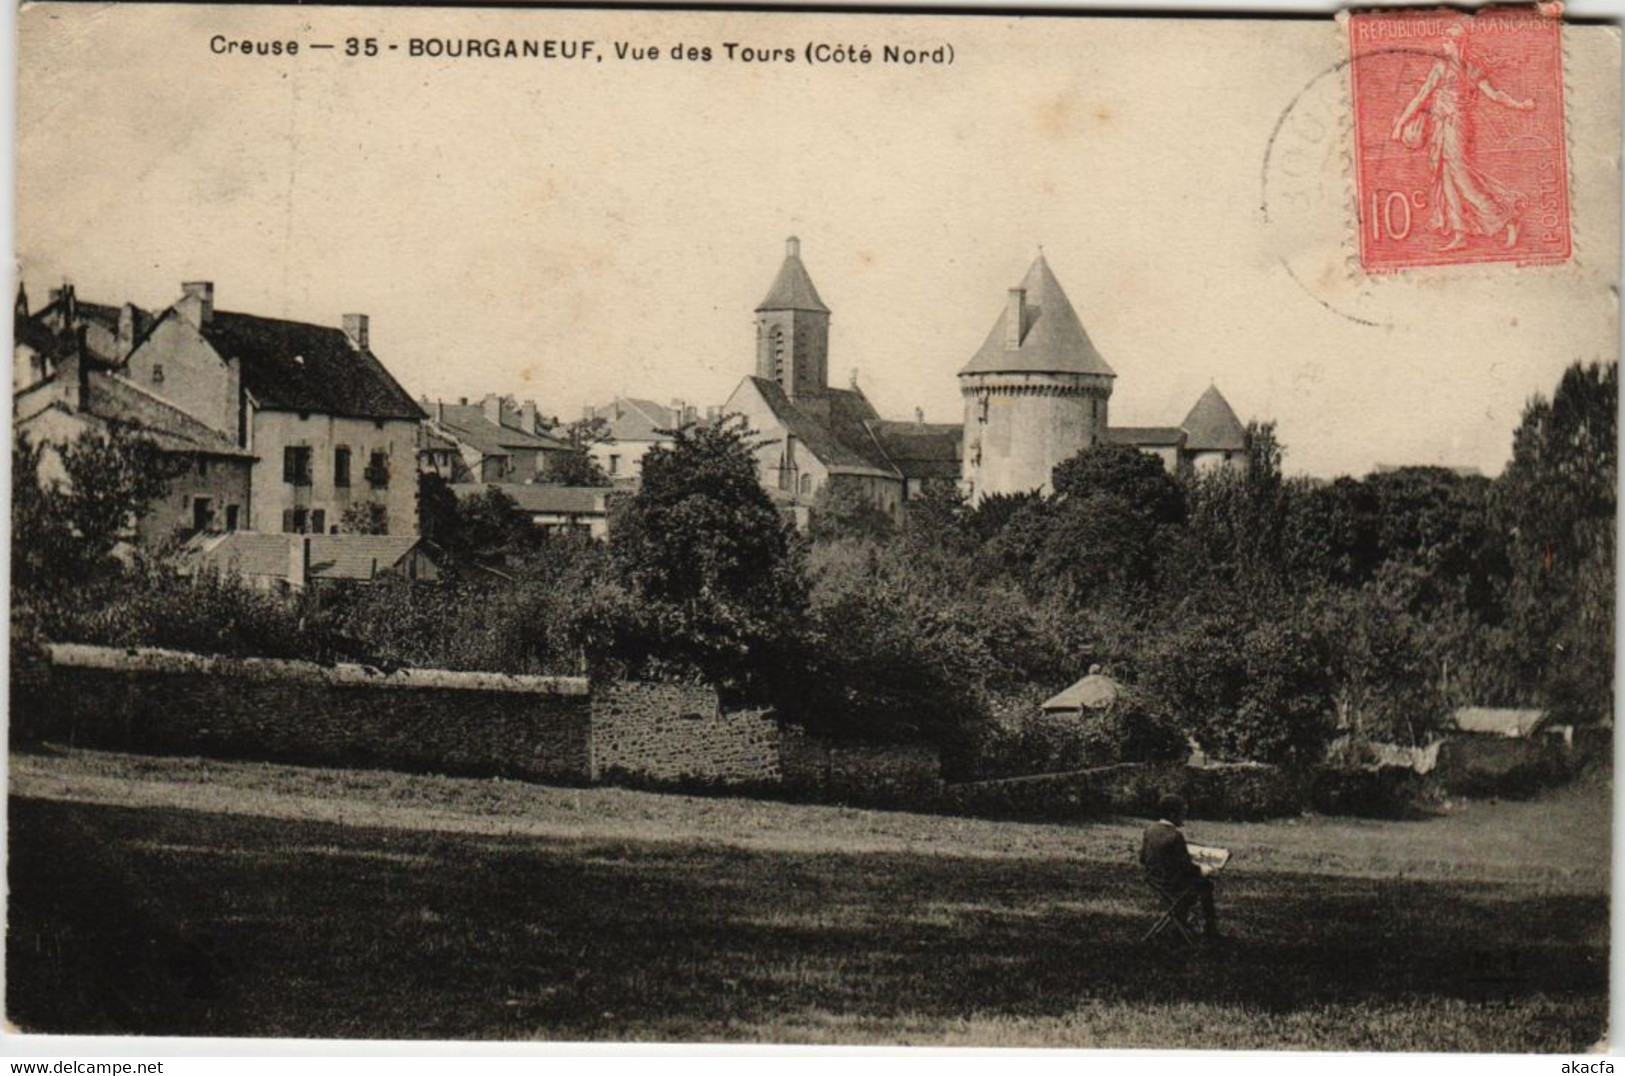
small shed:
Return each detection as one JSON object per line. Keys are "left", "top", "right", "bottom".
{"left": 1041, "top": 667, "right": 1122, "bottom": 714}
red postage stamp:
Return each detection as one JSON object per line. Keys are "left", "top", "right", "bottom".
{"left": 1349, "top": 8, "right": 1570, "bottom": 272}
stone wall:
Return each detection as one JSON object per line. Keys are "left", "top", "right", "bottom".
{"left": 942, "top": 760, "right": 1302, "bottom": 821}
{"left": 780, "top": 729, "right": 943, "bottom": 806}
{"left": 589, "top": 681, "right": 781, "bottom": 787}
{"left": 18, "top": 644, "right": 595, "bottom": 783}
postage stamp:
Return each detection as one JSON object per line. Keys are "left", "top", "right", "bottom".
{"left": 1349, "top": 7, "right": 1570, "bottom": 271}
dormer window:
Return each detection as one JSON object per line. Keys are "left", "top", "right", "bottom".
{"left": 151, "top": 364, "right": 164, "bottom": 385}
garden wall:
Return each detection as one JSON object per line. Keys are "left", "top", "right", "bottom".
{"left": 589, "top": 682, "right": 780, "bottom": 787}
{"left": 19, "top": 644, "right": 595, "bottom": 783}
{"left": 942, "top": 760, "right": 1302, "bottom": 821}
{"left": 779, "top": 728, "right": 943, "bottom": 807}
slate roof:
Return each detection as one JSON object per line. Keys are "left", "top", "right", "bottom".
{"left": 184, "top": 532, "right": 427, "bottom": 582}
{"left": 431, "top": 403, "right": 569, "bottom": 457}
{"left": 1106, "top": 426, "right": 1187, "bottom": 448}
{"left": 1452, "top": 707, "right": 1549, "bottom": 738}
{"left": 960, "top": 255, "right": 1115, "bottom": 378}
{"left": 179, "top": 310, "right": 425, "bottom": 422}
{"left": 756, "top": 241, "right": 830, "bottom": 314}
{"left": 589, "top": 397, "right": 678, "bottom": 442}
{"left": 1180, "top": 385, "right": 1247, "bottom": 452}
{"left": 746, "top": 377, "right": 897, "bottom": 477}
{"left": 868, "top": 420, "right": 964, "bottom": 481}
{"left": 86, "top": 372, "right": 254, "bottom": 458}
{"left": 27, "top": 298, "right": 156, "bottom": 363}
{"left": 454, "top": 482, "right": 610, "bottom": 516}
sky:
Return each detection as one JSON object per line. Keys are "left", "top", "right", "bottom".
{"left": 15, "top": 6, "right": 1621, "bottom": 477}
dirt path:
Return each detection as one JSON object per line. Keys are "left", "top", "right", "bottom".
{"left": 9, "top": 747, "right": 1609, "bottom": 890}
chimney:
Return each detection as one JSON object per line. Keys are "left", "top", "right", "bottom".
{"left": 1005, "top": 288, "right": 1025, "bottom": 350}
{"left": 180, "top": 281, "right": 214, "bottom": 328}
{"left": 481, "top": 393, "right": 503, "bottom": 427}
{"left": 117, "top": 303, "right": 138, "bottom": 360}
{"left": 520, "top": 400, "right": 538, "bottom": 433}
{"left": 287, "top": 534, "right": 311, "bottom": 590}
{"left": 583, "top": 404, "right": 596, "bottom": 421}
{"left": 459, "top": 396, "right": 469, "bottom": 406}
{"left": 66, "top": 328, "right": 90, "bottom": 413}
{"left": 849, "top": 367, "right": 860, "bottom": 390}
{"left": 786, "top": 235, "right": 801, "bottom": 259}
{"left": 915, "top": 407, "right": 925, "bottom": 427}
{"left": 341, "top": 314, "right": 369, "bottom": 350}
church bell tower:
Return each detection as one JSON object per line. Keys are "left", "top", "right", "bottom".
{"left": 755, "top": 236, "right": 830, "bottom": 399}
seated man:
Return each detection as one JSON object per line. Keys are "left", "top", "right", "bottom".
{"left": 1139, "top": 793, "right": 1219, "bottom": 939}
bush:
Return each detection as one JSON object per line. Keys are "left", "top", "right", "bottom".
{"left": 1309, "top": 765, "right": 1424, "bottom": 818}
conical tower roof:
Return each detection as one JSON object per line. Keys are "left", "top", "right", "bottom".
{"left": 1181, "top": 384, "right": 1247, "bottom": 452}
{"left": 756, "top": 236, "right": 829, "bottom": 314}
{"left": 959, "top": 254, "right": 1114, "bottom": 377}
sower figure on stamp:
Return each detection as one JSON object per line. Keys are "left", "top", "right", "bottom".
{"left": 1390, "top": 23, "right": 1536, "bottom": 252}
{"left": 1140, "top": 793, "right": 1220, "bottom": 940}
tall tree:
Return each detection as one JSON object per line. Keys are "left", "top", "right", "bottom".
{"left": 607, "top": 417, "right": 807, "bottom": 689}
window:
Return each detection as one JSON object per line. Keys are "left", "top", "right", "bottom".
{"left": 283, "top": 507, "right": 309, "bottom": 534}
{"left": 310, "top": 509, "right": 326, "bottom": 535}
{"left": 364, "top": 450, "right": 390, "bottom": 489}
{"left": 609, "top": 454, "right": 621, "bottom": 475}
{"left": 978, "top": 396, "right": 990, "bottom": 424}
{"left": 225, "top": 505, "right": 240, "bottom": 531}
{"left": 196, "top": 457, "right": 209, "bottom": 478}
{"left": 151, "top": 364, "right": 164, "bottom": 385}
{"left": 334, "top": 446, "right": 351, "bottom": 488}
{"left": 191, "top": 497, "right": 214, "bottom": 532}
{"left": 799, "top": 474, "right": 813, "bottom": 496}
{"left": 284, "top": 446, "right": 313, "bottom": 486}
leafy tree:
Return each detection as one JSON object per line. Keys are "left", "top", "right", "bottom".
{"left": 1142, "top": 611, "right": 1335, "bottom": 765}
{"left": 1497, "top": 360, "right": 1617, "bottom": 723}
{"left": 809, "top": 480, "right": 896, "bottom": 543}
{"left": 418, "top": 471, "right": 461, "bottom": 545}
{"left": 340, "top": 500, "right": 390, "bottom": 535}
{"left": 12, "top": 425, "right": 179, "bottom": 590}
{"left": 1052, "top": 442, "right": 1186, "bottom": 526}
{"left": 541, "top": 416, "right": 613, "bottom": 487}
{"left": 607, "top": 416, "right": 808, "bottom": 689}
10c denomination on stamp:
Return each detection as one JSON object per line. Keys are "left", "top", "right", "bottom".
{"left": 1349, "top": 7, "right": 1570, "bottom": 271}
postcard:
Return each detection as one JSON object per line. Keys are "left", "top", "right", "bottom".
{"left": 9, "top": 2, "right": 1619, "bottom": 1052}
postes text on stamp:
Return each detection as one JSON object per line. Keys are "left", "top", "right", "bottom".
{"left": 1349, "top": 8, "right": 1569, "bottom": 271}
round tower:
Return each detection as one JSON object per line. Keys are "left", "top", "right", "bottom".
{"left": 959, "top": 254, "right": 1116, "bottom": 501}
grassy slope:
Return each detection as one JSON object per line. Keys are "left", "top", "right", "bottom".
{"left": 6, "top": 750, "right": 1611, "bottom": 1048}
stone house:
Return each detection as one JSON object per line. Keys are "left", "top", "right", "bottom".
{"left": 580, "top": 396, "right": 702, "bottom": 483}
{"left": 13, "top": 313, "right": 255, "bottom": 544}
{"left": 113, "top": 282, "right": 425, "bottom": 535}
{"left": 421, "top": 395, "right": 571, "bottom": 483}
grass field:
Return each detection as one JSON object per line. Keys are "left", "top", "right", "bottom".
{"left": 7, "top": 748, "right": 1611, "bottom": 1049}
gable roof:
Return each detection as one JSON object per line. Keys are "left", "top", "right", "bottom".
{"left": 756, "top": 239, "right": 830, "bottom": 314}
{"left": 1106, "top": 426, "right": 1187, "bottom": 448}
{"left": 588, "top": 397, "right": 678, "bottom": 442}
{"left": 431, "top": 403, "right": 569, "bottom": 457}
{"left": 1181, "top": 385, "right": 1247, "bottom": 452}
{"left": 868, "top": 420, "right": 964, "bottom": 481}
{"left": 960, "top": 255, "right": 1115, "bottom": 378}
{"left": 169, "top": 309, "right": 425, "bottom": 422}
{"left": 746, "top": 377, "right": 897, "bottom": 477}
{"left": 183, "top": 532, "right": 428, "bottom": 582}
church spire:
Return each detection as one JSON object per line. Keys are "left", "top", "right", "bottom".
{"left": 756, "top": 235, "right": 830, "bottom": 314}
